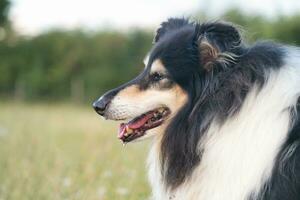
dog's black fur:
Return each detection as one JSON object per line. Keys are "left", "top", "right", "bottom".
{"left": 94, "top": 18, "right": 300, "bottom": 199}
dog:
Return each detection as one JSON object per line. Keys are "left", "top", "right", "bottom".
{"left": 93, "top": 18, "right": 300, "bottom": 200}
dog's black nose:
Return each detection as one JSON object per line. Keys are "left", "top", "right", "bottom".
{"left": 93, "top": 87, "right": 120, "bottom": 116}
{"left": 93, "top": 96, "right": 110, "bottom": 116}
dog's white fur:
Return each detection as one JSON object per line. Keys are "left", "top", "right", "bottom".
{"left": 148, "top": 49, "right": 300, "bottom": 200}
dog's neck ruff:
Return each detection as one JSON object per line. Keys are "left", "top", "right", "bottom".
{"left": 147, "top": 49, "right": 300, "bottom": 200}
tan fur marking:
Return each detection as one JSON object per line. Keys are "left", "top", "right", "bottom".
{"left": 150, "top": 59, "right": 167, "bottom": 74}
{"left": 199, "top": 40, "right": 219, "bottom": 71}
{"left": 172, "top": 84, "right": 188, "bottom": 112}
{"left": 115, "top": 83, "right": 187, "bottom": 116}
{"left": 199, "top": 39, "right": 238, "bottom": 71}
{"left": 117, "top": 85, "right": 140, "bottom": 99}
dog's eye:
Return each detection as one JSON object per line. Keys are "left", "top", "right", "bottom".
{"left": 151, "top": 72, "right": 164, "bottom": 82}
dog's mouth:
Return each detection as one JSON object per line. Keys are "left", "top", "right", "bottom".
{"left": 118, "top": 107, "right": 171, "bottom": 143}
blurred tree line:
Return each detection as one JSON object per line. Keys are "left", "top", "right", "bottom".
{"left": 0, "top": 30, "right": 152, "bottom": 102}
{"left": 0, "top": 1, "right": 299, "bottom": 103}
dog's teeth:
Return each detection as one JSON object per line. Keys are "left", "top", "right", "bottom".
{"left": 126, "top": 126, "right": 133, "bottom": 134}
{"left": 158, "top": 108, "right": 164, "bottom": 113}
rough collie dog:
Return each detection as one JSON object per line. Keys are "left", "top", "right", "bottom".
{"left": 93, "top": 18, "right": 300, "bottom": 200}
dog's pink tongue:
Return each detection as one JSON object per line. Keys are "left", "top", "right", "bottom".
{"left": 118, "top": 114, "right": 153, "bottom": 139}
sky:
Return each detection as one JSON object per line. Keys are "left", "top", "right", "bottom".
{"left": 10, "top": 0, "right": 300, "bottom": 35}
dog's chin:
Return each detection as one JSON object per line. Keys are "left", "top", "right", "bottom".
{"left": 117, "top": 107, "right": 171, "bottom": 143}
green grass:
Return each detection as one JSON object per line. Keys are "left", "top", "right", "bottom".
{"left": 0, "top": 102, "right": 150, "bottom": 200}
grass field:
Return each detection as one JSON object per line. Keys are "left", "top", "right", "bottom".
{"left": 0, "top": 102, "right": 150, "bottom": 200}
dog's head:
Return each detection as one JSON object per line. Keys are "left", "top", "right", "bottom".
{"left": 93, "top": 18, "right": 241, "bottom": 143}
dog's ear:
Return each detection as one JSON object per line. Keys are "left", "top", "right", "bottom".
{"left": 154, "top": 18, "right": 190, "bottom": 43}
{"left": 195, "top": 22, "right": 241, "bottom": 71}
